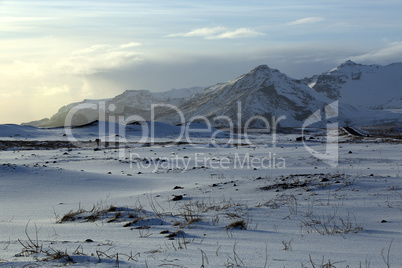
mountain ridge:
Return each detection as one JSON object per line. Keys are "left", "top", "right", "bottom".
{"left": 23, "top": 61, "right": 402, "bottom": 128}
{"left": 157, "top": 64, "right": 333, "bottom": 128}
{"left": 305, "top": 61, "right": 402, "bottom": 109}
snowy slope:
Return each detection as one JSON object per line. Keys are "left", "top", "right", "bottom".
{"left": 0, "top": 121, "right": 229, "bottom": 143}
{"left": 158, "top": 65, "right": 401, "bottom": 128}
{"left": 0, "top": 135, "right": 401, "bottom": 267}
{"left": 0, "top": 124, "right": 57, "bottom": 139}
{"left": 158, "top": 65, "right": 334, "bottom": 128}
{"left": 380, "top": 97, "right": 402, "bottom": 110}
{"left": 305, "top": 60, "right": 402, "bottom": 109}
{"left": 156, "top": 86, "right": 205, "bottom": 104}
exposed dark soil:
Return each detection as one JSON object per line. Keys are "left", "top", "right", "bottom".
{"left": 0, "top": 140, "right": 87, "bottom": 150}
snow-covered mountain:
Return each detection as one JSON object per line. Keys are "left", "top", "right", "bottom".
{"left": 305, "top": 60, "right": 402, "bottom": 109}
{"left": 23, "top": 87, "right": 205, "bottom": 128}
{"left": 158, "top": 65, "right": 336, "bottom": 128}
{"left": 23, "top": 61, "right": 402, "bottom": 128}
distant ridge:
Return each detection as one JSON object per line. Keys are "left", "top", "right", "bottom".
{"left": 23, "top": 61, "right": 402, "bottom": 128}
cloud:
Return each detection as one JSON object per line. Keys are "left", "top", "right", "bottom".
{"left": 287, "top": 17, "right": 324, "bottom": 25}
{"left": 71, "top": 44, "right": 111, "bottom": 56}
{"left": 120, "top": 42, "right": 142, "bottom": 49}
{"left": 349, "top": 42, "right": 402, "bottom": 63}
{"left": 57, "top": 51, "right": 143, "bottom": 75}
{"left": 167, "top": 27, "right": 264, "bottom": 39}
{"left": 167, "top": 27, "right": 225, "bottom": 38}
{"left": 57, "top": 43, "right": 144, "bottom": 75}
{"left": 212, "top": 28, "right": 265, "bottom": 39}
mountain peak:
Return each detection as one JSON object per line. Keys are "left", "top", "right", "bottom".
{"left": 122, "top": 89, "right": 150, "bottom": 95}
{"left": 246, "top": 65, "right": 280, "bottom": 78}
{"left": 254, "top": 64, "right": 269, "bottom": 70}
{"left": 327, "top": 60, "right": 361, "bottom": 74}
{"left": 340, "top": 60, "right": 359, "bottom": 67}
{"left": 115, "top": 89, "right": 153, "bottom": 99}
{"left": 250, "top": 65, "right": 273, "bottom": 74}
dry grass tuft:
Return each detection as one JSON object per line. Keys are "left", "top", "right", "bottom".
{"left": 226, "top": 220, "right": 247, "bottom": 230}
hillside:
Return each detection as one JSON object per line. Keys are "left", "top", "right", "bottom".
{"left": 305, "top": 60, "right": 402, "bottom": 109}
{"left": 23, "top": 61, "right": 402, "bottom": 128}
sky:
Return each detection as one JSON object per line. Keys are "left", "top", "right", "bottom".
{"left": 1, "top": 0, "right": 402, "bottom": 124}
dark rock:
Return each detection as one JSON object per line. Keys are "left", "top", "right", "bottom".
{"left": 172, "top": 195, "right": 183, "bottom": 201}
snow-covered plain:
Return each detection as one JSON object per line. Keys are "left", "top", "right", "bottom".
{"left": 0, "top": 125, "right": 401, "bottom": 267}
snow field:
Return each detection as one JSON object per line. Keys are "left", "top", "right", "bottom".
{"left": 0, "top": 135, "right": 401, "bottom": 267}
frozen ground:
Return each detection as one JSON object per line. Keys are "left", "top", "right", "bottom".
{"left": 0, "top": 129, "right": 401, "bottom": 267}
